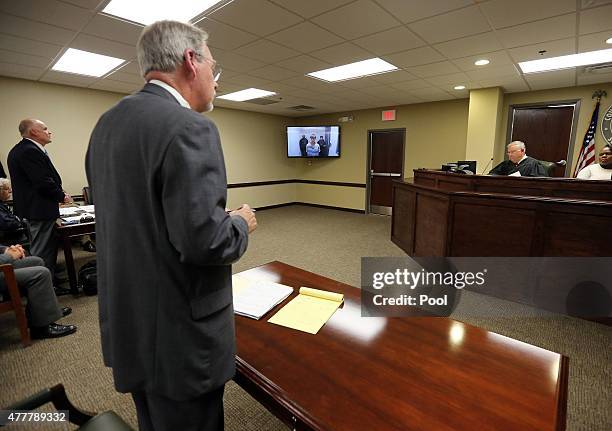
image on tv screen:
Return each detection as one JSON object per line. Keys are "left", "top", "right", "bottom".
{"left": 287, "top": 126, "right": 340, "bottom": 158}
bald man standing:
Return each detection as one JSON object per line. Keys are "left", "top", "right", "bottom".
{"left": 7, "top": 119, "right": 73, "bottom": 293}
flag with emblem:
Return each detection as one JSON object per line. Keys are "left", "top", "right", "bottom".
{"left": 573, "top": 101, "right": 600, "bottom": 177}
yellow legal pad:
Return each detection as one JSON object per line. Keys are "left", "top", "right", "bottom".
{"left": 268, "top": 287, "right": 344, "bottom": 334}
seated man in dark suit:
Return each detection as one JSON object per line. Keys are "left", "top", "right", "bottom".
{"left": 0, "top": 244, "right": 76, "bottom": 339}
{"left": 0, "top": 178, "right": 22, "bottom": 232}
{"left": 489, "top": 141, "right": 546, "bottom": 177}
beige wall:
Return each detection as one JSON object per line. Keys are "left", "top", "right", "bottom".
{"left": 497, "top": 83, "right": 612, "bottom": 172}
{"left": 0, "top": 77, "right": 295, "bottom": 209}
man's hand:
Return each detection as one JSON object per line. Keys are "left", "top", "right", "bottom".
{"left": 230, "top": 204, "right": 257, "bottom": 234}
{"left": 4, "top": 245, "right": 24, "bottom": 260}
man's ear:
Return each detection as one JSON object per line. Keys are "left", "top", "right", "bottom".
{"left": 183, "top": 48, "right": 198, "bottom": 79}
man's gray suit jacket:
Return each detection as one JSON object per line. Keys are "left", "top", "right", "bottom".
{"left": 85, "top": 83, "right": 249, "bottom": 401}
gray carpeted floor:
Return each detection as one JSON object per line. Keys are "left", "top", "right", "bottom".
{"left": 0, "top": 206, "right": 610, "bottom": 430}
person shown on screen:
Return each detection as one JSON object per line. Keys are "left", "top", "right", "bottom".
{"left": 306, "top": 135, "right": 320, "bottom": 157}
{"left": 318, "top": 136, "right": 329, "bottom": 157}
{"left": 488, "top": 141, "right": 546, "bottom": 177}
{"left": 299, "top": 135, "right": 308, "bottom": 157}
{"left": 576, "top": 145, "right": 612, "bottom": 180}
{"left": 86, "top": 20, "right": 257, "bottom": 431}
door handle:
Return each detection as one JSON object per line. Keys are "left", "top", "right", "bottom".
{"left": 371, "top": 172, "right": 399, "bottom": 177}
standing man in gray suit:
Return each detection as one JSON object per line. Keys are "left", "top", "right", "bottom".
{"left": 86, "top": 20, "right": 257, "bottom": 431}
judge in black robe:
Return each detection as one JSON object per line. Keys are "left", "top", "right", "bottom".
{"left": 489, "top": 141, "right": 546, "bottom": 177}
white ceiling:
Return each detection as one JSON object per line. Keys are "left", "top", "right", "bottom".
{"left": 0, "top": 0, "right": 611, "bottom": 117}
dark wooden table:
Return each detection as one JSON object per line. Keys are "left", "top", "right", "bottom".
{"left": 234, "top": 261, "right": 568, "bottom": 431}
{"left": 55, "top": 221, "right": 95, "bottom": 294}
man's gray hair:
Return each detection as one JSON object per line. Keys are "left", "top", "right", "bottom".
{"left": 508, "top": 141, "right": 526, "bottom": 151}
{"left": 18, "top": 119, "right": 36, "bottom": 137}
{"left": 0, "top": 178, "right": 10, "bottom": 189}
{"left": 137, "top": 20, "right": 209, "bottom": 77}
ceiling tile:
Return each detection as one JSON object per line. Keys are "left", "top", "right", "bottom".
{"left": 466, "top": 64, "right": 521, "bottom": 80}
{"left": 82, "top": 14, "right": 143, "bottom": 45}
{"left": 104, "top": 71, "right": 145, "bottom": 85}
{"left": 373, "top": 0, "right": 472, "bottom": 24}
{"left": 451, "top": 50, "right": 514, "bottom": 71}
{"left": 480, "top": 0, "right": 575, "bottom": 29}
{"left": 358, "top": 85, "right": 411, "bottom": 98}
{"left": 382, "top": 46, "right": 445, "bottom": 68}
{"left": 424, "top": 72, "right": 471, "bottom": 86}
{"left": 89, "top": 79, "right": 139, "bottom": 94}
{"left": 309, "top": 42, "right": 372, "bottom": 65}
{"left": 59, "top": 0, "right": 102, "bottom": 10}
{"left": 577, "top": 70, "right": 612, "bottom": 85}
{"left": 0, "top": 13, "right": 76, "bottom": 45}
{"left": 434, "top": 32, "right": 503, "bottom": 59}
{"left": 496, "top": 14, "right": 576, "bottom": 48}
{"left": 0, "top": 62, "right": 44, "bottom": 80}
{"left": 213, "top": 51, "right": 267, "bottom": 71}
{"left": 221, "top": 74, "right": 273, "bottom": 88}
{"left": 267, "top": 21, "right": 343, "bottom": 53}
{"left": 481, "top": 77, "right": 529, "bottom": 93}
{"left": 580, "top": 0, "right": 612, "bottom": 8}
{"left": 196, "top": 18, "right": 258, "bottom": 51}
{"left": 314, "top": 0, "right": 400, "bottom": 40}
{"left": 408, "top": 6, "right": 491, "bottom": 44}
{"left": 280, "top": 75, "right": 340, "bottom": 92}
{"left": 407, "top": 61, "right": 461, "bottom": 78}
{"left": 210, "top": 0, "right": 303, "bottom": 37}
{"left": 578, "top": 31, "right": 612, "bottom": 51}
{"left": 268, "top": 0, "right": 354, "bottom": 18}
{"left": 0, "top": 49, "right": 51, "bottom": 68}
{"left": 336, "top": 77, "right": 380, "bottom": 89}
{"left": 40, "top": 70, "right": 99, "bottom": 87}
{"left": 0, "top": 34, "right": 63, "bottom": 58}
{"left": 524, "top": 69, "right": 576, "bottom": 90}
{"left": 353, "top": 26, "right": 425, "bottom": 55}
{"left": 234, "top": 39, "right": 299, "bottom": 63}
{"left": 507, "top": 38, "right": 576, "bottom": 63}
{"left": 408, "top": 87, "right": 455, "bottom": 101}
{"left": 0, "top": 0, "right": 94, "bottom": 31}
{"left": 369, "top": 69, "right": 418, "bottom": 84}
{"left": 390, "top": 79, "right": 431, "bottom": 91}
{"left": 276, "top": 55, "right": 332, "bottom": 73}
{"left": 248, "top": 65, "right": 298, "bottom": 80}
{"left": 70, "top": 33, "right": 134, "bottom": 60}
{"left": 579, "top": 4, "right": 612, "bottom": 34}
{"left": 116, "top": 61, "right": 141, "bottom": 75}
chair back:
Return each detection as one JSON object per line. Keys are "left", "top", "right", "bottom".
{"left": 0, "top": 264, "right": 31, "bottom": 346}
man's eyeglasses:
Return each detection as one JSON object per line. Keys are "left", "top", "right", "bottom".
{"left": 195, "top": 53, "right": 222, "bottom": 82}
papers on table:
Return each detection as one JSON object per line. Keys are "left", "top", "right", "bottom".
{"left": 79, "top": 205, "right": 95, "bottom": 213}
{"left": 509, "top": 171, "right": 521, "bottom": 177}
{"left": 232, "top": 275, "right": 293, "bottom": 320}
{"left": 59, "top": 204, "right": 95, "bottom": 225}
{"left": 268, "top": 287, "right": 344, "bottom": 335}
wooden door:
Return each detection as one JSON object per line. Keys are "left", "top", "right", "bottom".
{"left": 511, "top": 105, "right": 575, "bottom": 177}
{"left": 368, "top": 129, "right": 404, "bottom": 215}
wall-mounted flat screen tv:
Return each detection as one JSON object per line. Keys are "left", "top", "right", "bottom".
{"left": 287, "top": 125, "right": 341, "bottom": 158}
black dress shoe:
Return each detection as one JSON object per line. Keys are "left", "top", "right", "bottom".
{"left": 61, "top": 307, "right": 72, "bottom": 317}
{"left": 54, "top": 286, "right": 71, "bottom": 296}
{"left": 82, "top": 240, "right": 96, "bottom": 253}
{"left": 31, "top": 323, "right": 77, "bottom": 339}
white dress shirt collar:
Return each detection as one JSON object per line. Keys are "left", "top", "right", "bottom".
{"left": 24, "top": 137, "right": 46, "bottom": 154}
{"left": 149, "top": 79, "right": 191, "bottom": 109}
{"left": 517, "top": 154, "right": 528, "bottom": 164}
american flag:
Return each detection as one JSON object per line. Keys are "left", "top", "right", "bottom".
{"left": 573, "top": 101, "right": 600, "bottom": 177}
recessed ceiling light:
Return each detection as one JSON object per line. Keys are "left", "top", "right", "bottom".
{"left": 51, "top": 48, "right": 125, "bottom": 77}
{"left": 102, "top": 0, "right": 224, "bottom": 25}
{"left": 606, "top": 37, "right": 612, "bottom": 44}
{"left": 307, "top": 58, "right": 398, "bottom": 82}
{"left": 454, "top": 85, "right": 466, "bottom": 90}
{"left": 217, "top": 88, "right": 277, "bottom": 102}
{"left": 474, "top": 59, "right": 490, "bottom": 66}
{"left": 519, "top": 48, "right": 612, "bottom": 73}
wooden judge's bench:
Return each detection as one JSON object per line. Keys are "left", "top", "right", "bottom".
{"left": 392, "top": 169, "right": 612, "bottom": 257}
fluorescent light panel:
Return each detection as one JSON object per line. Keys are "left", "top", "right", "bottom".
{"left": 51, "top": 48, "right": 125, "bottom": 77}
{"left": 103, "top": 0, "right": 223, "bottom": 25}
{"left": 217, "top": 88, "right": 276, "bottom": 102}
{"left": 519, "top": 48, "right": 612, "bottom": 74}
{"left": 307, "top": 58, "right": 398, "bottom": 82}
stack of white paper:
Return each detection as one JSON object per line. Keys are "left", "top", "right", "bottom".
{"left": 232, "top": 275, "right": 293, "bottom": 320}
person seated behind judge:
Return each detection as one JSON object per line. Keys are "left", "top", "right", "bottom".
{"left": 488, "top": 141, "right": 546, "bottom": 177}
{"left": 0, "top": 243, "right": 76, "bottom": 339}
{"left": 306, "top": 134, "right": 320, "bottom": 157}
{"left": 576, "top": 145, "right": 612, "bottom": 180}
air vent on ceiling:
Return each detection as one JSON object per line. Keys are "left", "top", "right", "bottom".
{"left": 245, "top": 98, "right": 280, "bottom": 105}
{"left": 582, "top": 62, "right": 612, "bottom": 74}
{"left": 288, "top": 105, "right": 316, "bottom": 111}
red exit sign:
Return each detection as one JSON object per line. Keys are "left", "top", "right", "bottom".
{"left": 382, "top": 109, "right": 396, "bottom": 121}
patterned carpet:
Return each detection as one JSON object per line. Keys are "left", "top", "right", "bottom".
{"left": 0, "top": 206, "right": 610, "bottom": 430}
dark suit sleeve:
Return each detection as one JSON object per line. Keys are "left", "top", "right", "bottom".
{"left": 0, "top": 206, "right": 21, "bottom": 231}
{"left": 160, "top": 117, "right": 249, "bottom": 266}
{"left": 19, "top": 148, "right": 64, "bottom": 202}
{"left": 533, "top": 160, "right": 547, "bottom": 177}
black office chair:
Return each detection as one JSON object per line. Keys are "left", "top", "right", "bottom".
{"left": 6, "top": 384, "right": 133, "bottom": 430}
{"left": 537, "top": 159, "right": 567, "bottom": 177}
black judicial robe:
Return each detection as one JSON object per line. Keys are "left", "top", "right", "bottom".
{"left": 488, "top": 156, "right": 547, "bottom": 177}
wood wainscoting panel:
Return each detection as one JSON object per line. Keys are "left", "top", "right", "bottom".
{"left": 414, "top": 193, "right": 449, "bottom": 256}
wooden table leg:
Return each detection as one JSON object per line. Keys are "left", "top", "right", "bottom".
{"left": 63, "top": 236, "right": 78, "bottom": 294}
